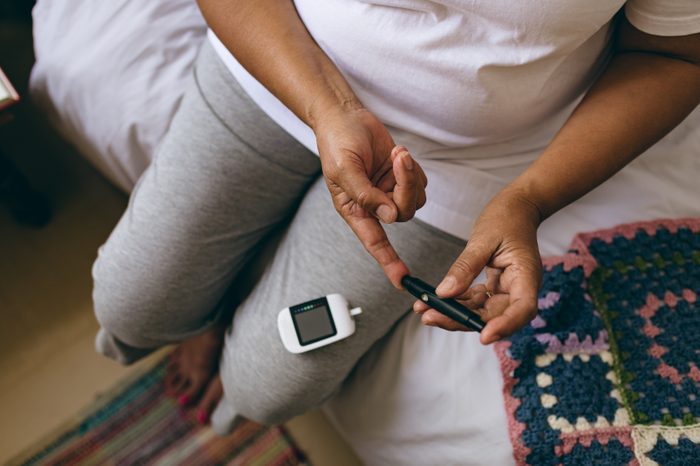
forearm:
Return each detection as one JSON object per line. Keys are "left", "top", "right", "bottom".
{"left": 197, "top": 0, "right": 361, "bottom": 128}
{"left": 508, "top": 32, "right": 700, "bottom": 220}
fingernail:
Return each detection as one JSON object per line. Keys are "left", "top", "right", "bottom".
{"left": 178, "top": 395, "right": 190, "bottom": 406}
{"left": 196, "top": 410, "right": 208, "bottom": 424}
{"left": 377, "top": 204, "right": 394, "bottom": 223}
{"left": 436, "top": 276, "right": 456, "bottom": 295}
{"left": 401, "top": 153, "right": 413, "bottom": 170}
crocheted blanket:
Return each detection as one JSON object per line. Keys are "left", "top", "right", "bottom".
{"left": 496, "top": 219, "right": 700, "bottom": 465}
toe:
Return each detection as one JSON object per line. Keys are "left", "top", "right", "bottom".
{"left": 165, "top": 372, "right": 183, "bottom": 397}
{"left": 179, "top": 372, "right": 209, "bottom": 406}
{"left": 164, "top": 362, "right": 180, "bottom": 394}
{"left": 173, "top": 376, "right": 191, "bottom": 401}
{"left": 171, "top": 372, "right": 190, "bottom": 404}
{"left": 165, "top": 348, "right": 183, "bottom": 394}
{"left": 195, "top": 376, "right": 223, "bottom": 424}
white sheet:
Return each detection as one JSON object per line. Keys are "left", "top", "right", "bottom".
{"left": 30, "top": 0, "right": 207, "bottom": 192}
{"left": 30, "top": 2, "right": 700, "bottom": 464}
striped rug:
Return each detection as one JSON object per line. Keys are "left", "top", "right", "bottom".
{"left": 9, "top": 359, "right": 308, "bottom": 466}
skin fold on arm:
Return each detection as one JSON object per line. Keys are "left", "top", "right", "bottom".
{"left": 420, "top": 15, "right": 700, "bottom": 344}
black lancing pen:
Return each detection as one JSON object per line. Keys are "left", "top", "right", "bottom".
{"left": 401, "top": 275, "right": 485, "bottom": 332}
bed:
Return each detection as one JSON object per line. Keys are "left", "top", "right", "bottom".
{"left": 30, "top": 1, "right": 700, "bottom": 464}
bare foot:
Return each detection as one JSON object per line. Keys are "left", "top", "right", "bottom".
{"left": 164, "top": 325, "right": 225, "bottom": 424}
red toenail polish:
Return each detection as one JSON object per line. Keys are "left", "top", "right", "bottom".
{"left": 178, "top": 395, "right": 190, "bottom": 406}
{"left": 197, "top": 410, "right": 208, "bottom": 424}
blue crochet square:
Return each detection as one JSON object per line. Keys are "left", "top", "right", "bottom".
{"left": 647, "top": 436, "right": 700, "bottom": 466}
{"left": 560, "top": 438, "right": 634, "bottom": 466}
{"left": 498, "top": 221, "right": 700, "bottom": 465}
{"left": 587, "top": 226, "right": 700, "bottom": 425}
{"left": 511, "top": 351, "right": 626, "bottom": 465}
{"left": 508, "top": 261, "right": 607, "bottom": 363}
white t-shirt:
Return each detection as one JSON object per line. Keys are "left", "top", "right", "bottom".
{"left": 210, "top": 0, "right": 700, "bottom": 240}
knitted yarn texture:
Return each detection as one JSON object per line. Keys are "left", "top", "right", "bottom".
{"left": 496, "top": 219, "right": 700, "bottom": 465}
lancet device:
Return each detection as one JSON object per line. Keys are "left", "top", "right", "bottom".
{"left": 402, "top": 275, "right": 485, "bottom": 332}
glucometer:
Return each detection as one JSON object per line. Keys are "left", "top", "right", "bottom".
{"left": 402, "top": 275, "right": 485, "bottom": 332}
{"left": 278, "top": 294, "right": 362, "bottom": 353}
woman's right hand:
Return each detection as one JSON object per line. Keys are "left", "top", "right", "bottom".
{"left": 313, "top": 104, "right": 427, "bottom": 288}
{"left": 200, "top": 0, "right": 427, "bottom": 287}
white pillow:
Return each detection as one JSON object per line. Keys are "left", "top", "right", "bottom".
{"left": 30, "top": 0, "right": 207, "bottom": 192}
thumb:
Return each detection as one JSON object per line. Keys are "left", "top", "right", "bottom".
{"left": 436, "top": 238, "right": 494, "bottom": 298}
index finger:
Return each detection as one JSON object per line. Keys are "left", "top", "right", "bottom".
{"left": 343, "top": 212, "right": 409, "bottom": 288}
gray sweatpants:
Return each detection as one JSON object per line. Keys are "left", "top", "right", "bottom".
{"left": 93, "top": 42, "right": 466, "bottom": 425}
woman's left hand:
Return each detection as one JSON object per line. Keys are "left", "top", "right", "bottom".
{"left": 413, "top": 187, "right": 543, "bottom": 345}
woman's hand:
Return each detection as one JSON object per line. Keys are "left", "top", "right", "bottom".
{"left": 413, "top": 188, "right": 543, "bottom": 344}
{"left": 314, "top": 105, "right": 427, "bottom": 288}
{"left": 200, "top": 0, "right": 429, "bottom": 288}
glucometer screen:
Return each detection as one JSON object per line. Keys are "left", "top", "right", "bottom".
{"left": 290, "top": 297, "right": 337, "bottom": 345}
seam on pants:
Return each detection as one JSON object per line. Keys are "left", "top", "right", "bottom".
{"left": 192, "top": 64, "right": 318, "bottom": 178}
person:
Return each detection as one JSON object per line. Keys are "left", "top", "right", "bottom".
{"left": 92, "top": 0, "right": 700, "bottom": 429}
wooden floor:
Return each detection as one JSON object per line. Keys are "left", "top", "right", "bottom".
{"left": 0, "top": 18, "right": 360, "bottom": 466}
